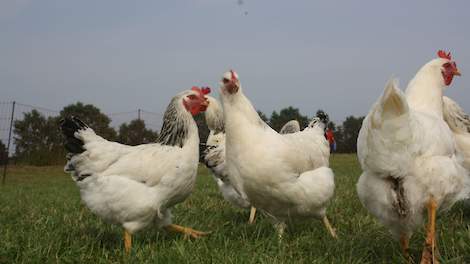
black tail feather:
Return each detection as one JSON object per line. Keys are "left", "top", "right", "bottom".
{"left": 59, "top": 116, "right": 89, "bottom": 154}
{"left": 316, "top": 110, "right": 329, "bottom": 125}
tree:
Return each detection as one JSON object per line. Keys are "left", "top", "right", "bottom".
{"left": 269, "top": 106, "right": 309, "bottom": 132}
{"left": 117, "top": 119, "right": 158, "bottom": 146}
{"left": 14, "top": 110, "right": 64, "bottom": 165}
{"left": 60, "top": 102, "right": 117, "bottom": 140}
{"left": 0, "top": 140, "right": 7, "bottom": 165}
{"left": 335, "top": 115, "right": 365, "bottom": 153}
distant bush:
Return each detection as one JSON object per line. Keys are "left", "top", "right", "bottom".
{"left": 117, "top": 119, "right": 158, "bottom": 146}
{"left": 334, "top": 116, "right": 365, "bottom": 153}
{"left": 13, "top": 102, "right": 119, "bottom": 166}
{"left": 13, "top": 110, "right": 64, "bottom": 165}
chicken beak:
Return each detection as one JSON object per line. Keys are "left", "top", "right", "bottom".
{"left": 454, "top": 69, "right": 461, "bottom": 76}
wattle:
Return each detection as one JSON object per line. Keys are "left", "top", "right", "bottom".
{"left": 443, "top": 72, "right": 454, "bottom": 86}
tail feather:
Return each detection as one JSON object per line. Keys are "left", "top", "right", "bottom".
{"left": 305, "top": 110, "right": 330, "bottom": 132}
{"left": 443, "top": 96, "right": 470, "bottom": 133}
{"left": 370, "top": 79, "right": 408, "bottom": 129}
{"left": 380, "top": 79, "right": 408, "bottom": 120}
{"left": 59, "top": 116, "right": 89, "bottom": 154}
{"left": 358, "top": 79, "right": 413, "bottom": 175}
{"left": 280, "top": 120, "right": 300, "bottom": 134}
{"left": 316, "top": 110, "right": 329, "bottom": 125}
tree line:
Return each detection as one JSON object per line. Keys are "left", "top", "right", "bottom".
{"left": 0, "top": 102, "right": 365, "bottom": 166}
{"left": 2, "top": 102, "right": 159, "bottom": 166}
{"left": 261, "top": 106, "right": 364, "bottom": 153}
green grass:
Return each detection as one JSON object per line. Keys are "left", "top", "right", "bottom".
{"left": 1, "top": 154, "right": 469, "bottom": 263}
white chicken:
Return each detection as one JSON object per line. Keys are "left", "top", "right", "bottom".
{"left": 219, "top": 70, "right": 336, "bottom": 239}
{"left": 202, "top": 95, "right": 254, "bottom": 223}
{"left": 203, "top": 95, "right": 306, "bottom": 224}
{"left": 60, "top": 87, "right": 211, "bottom": 253}
{"left": 442, "top": 96, "right": 470, "bottom": 171}
{"left": 356, "top": 50, "right": 468, "bottom": 263}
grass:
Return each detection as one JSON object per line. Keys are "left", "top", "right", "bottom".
{"left": 0, "top": 154, "right": 469, "bottom": 263}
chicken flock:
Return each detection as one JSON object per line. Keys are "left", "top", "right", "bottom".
{"left": 59, "top": 50, "right": 469, "bottom": 263}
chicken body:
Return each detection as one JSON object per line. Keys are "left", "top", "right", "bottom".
{"left": 61, "top": 89, "right": 210, "bottom": 252}
{"left": 69, "top": 130, "right": 199, "bottom": 233}
{"left": 225, "top": 104, "right": 332, "bottom": 220}
{"left": 205, "top": 129, "right": 251, "bottom": 209}
{"left": 203, "top": 96, "right": 307, "bottom": 211}
{"left": 356, "top": 53, "right": 468, "bottom": 262}
{"left": 219, "top": 71, "right": 335, "bottom": 236}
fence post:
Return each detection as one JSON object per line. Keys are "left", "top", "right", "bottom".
{"left": 138, "top": 109, "right": 141, "bottom": 120}
{"left": 2, "top": 101, "right": 16, "bottom": 185}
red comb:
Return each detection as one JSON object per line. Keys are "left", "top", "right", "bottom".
{"left": 437, "top": 50, "right": 452, "bottom": 60}
{"left": 191, "top": 86, "right": 211, "bottom": 95}
{"left": 201, "top": 87, "right": 211, "bottom": 95}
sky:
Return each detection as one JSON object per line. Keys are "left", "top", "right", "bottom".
{"left": 1, "top": 0, "right": 469, "bottom": 127}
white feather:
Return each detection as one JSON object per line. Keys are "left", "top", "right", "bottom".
{"left": 357, "top": 61, "right": 470, "bottom": 240}
{"left": 443, "top": 96, "right": 470, "bottom": 170}
{"left": 219, "top": 76, "right": 334, "bottom": 223}
{"left": 203, "top": 96, "right": 251, "bottom": 208}
{"left": 64, "top": 92, "right": 201, "bottom": 234}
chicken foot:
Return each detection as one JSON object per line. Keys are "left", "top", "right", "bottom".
{"left": 248, "top": 207, "right": 257, "bottom": 224}
{"left": 164, "top": 224, "right": 209, "bottom": 239}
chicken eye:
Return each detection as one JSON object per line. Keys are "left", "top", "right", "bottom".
{"left": 442, "top": 62, "right": 451, "bottom": 68}
{"left": 188, "top": 95, "right": 197, "bottom": 100}
{"left": 222, "top": 78, "right": 230, "bottom": 84}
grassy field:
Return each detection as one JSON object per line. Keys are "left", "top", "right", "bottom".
{"left": 1, "top": 154, "right": 469, "bottom": 263}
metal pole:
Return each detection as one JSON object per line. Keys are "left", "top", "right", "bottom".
{"left": 2, "top": 101, "right": 15, "bottom": 185}
{"left": 138, "top": 109, "right": 141, "bottom": 120}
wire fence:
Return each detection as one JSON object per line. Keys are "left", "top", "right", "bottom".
{"left": 0, "top": 101, "right": 164, "bottom": 183}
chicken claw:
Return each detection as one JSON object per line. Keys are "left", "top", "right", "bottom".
{"left": 248, "top": 207, "right": 257, "bottom": 224}
{"left": 165, "top": 224, "right": 210, "bottom": 239}
{"left": 322, "top": 216, "right": 338, "bottom": 239}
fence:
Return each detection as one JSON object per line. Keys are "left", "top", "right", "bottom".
{"left": 0, "top": 101, "right": 164, "bottom": 184}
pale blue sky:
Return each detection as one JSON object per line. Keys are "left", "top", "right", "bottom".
{"left": 1, "top": 0, "right": 469, "bottom": 125}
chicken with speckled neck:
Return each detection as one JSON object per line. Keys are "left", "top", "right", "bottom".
{"left": 60, "top": 87, "right": 211, "bottom": 254}
{"left": 219, "top": 70, "right": 337, "bottom": 239}
{"left": 356, "top": 50, "right": 468, "bottom": 264}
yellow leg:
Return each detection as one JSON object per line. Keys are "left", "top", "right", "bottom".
{"left": 322, "top": 216, "right": 337, "bottom": 239}
{"left": 124, "top": 230, "right": 132, "bottom": 254}
{"left": 400, "top": 233, "right": 411, "bottom": 263}
{"left": 420, "top": 196, "right": 439, "bottom": 264}
{"left": 164, "top": 224, "right": 209, "bottom": 239}
{"left": 248, "top": 207, "right": 257, "bottom": 224}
